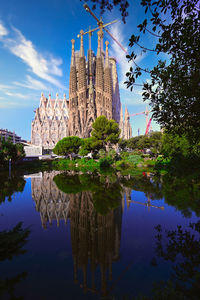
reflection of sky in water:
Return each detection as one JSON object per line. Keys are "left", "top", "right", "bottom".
{"left": 0, "top": 172, "right": 198, "bottom": 300}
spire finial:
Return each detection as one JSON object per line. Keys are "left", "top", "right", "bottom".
{"left": 71, "top": 39, "right": 75, "bottom": 66}
{"left": 97, "top": 31, "right": 101, "bottom": 57}
{"left": 71, "top": 39, "right": 75, "bottom": 52}
{"left": 80, "top": 30, "right": 84, "bottom": 57}
{"left": 105, "top": 40, "right": 109, "bottom": 67}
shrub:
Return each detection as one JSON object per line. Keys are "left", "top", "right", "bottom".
{"left": 115, "top": 160, "right": 130, "bottom": 169}
{"left": 126, "top": 154, "right": 143, "bottom": 166}
{"left": 107, "top": 149, "right": 117, "bottom": 160}
{"left": 98, "top": 149, "right": 106, "bottom": 159}
{"left": 99, "top": 157, "right": 113, "bottom": 168}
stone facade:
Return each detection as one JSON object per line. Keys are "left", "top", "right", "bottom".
{"left": 31, "top": 32, "right": 132, "bottom": 149}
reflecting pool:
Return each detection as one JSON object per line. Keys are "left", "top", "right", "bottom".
{"left": 0, "top": 171, "right": 199, "bottom": 299}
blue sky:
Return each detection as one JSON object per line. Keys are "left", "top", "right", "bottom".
{"left": 0, "top": 0, "right": 160, "bottom": 140}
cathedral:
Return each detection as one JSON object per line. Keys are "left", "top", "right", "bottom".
{"left": 31, "top": 31, "right": 132, "bottom": 149}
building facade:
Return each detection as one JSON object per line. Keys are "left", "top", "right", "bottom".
{"left": 0, "top": 128, "right": 26, "bottom": 144}
{"left": 31, "top": 32, "right": 132, "bottom": 149}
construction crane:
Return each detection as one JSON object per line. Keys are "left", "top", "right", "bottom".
{"left": 83, "top": 3, "right": 128, "bottom": 54}
{"left": 129, "top": 107, "right": 151, "bottom": 135}
{"left": 77, "top": 19, "right": 118, "bottom": 50}
{"left": 145, "top": 118, "right": 152, "bottom": 135}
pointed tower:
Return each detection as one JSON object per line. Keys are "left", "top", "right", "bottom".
{"left": 95, "top": 31, "right": 104, "bottom": 118}
{"left": 124, "top": 107, "right": 132, "bottom": 139}
{"left": 110, "top": 57, "right": 121, "bottom": 123}
{"left": 68, "top": 39, "right": 79, "bottom": 136}
{"left": 77, "top": 30, "right": 88, "bottom": 137}
{"left": 39, "top": 92, "right": 47, "bottom": 110}
{"left": 104, "top": 41, "right": 112, "bottom": 120}
{"left": 119, "top": 104, "right": 124, "bottom": 138}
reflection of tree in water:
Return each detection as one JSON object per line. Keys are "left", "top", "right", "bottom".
{"left": 151, "top": 220, "right": 200, "bottom": 300}
{"left": 0, "top": 222, "right": 30, "bottom": 300}
{"left": 161, "top": 173, "right": 200, "bottom": 217}
{"left": 122, "top": 172, "right": 200, "bottom": 217}
{"left": 121, "top": 173, "right": 163, "bottom": 201}
{"left": 0, "top": 174, "right": 25, "bottom": 203}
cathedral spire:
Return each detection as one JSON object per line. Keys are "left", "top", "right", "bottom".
{"left": 97, "top": 31, "right": 101, "bottom": 57}
{"left": 119, "top": 103, "right": 124, "bottom": 138}
{"left": 69, "top": 39, "right": 77, "bottom": 96}
{"left": 71, "top": 39, "right": 75, "bottom": 66}
{"left": 104, "top": 40, "right": 112, "bottom": 119}
{"left": 125, "top": 106, "right": 129, "bottom": 119}
{"left": 79, "top": 30, "right": 84, "bottom": 57}
{"left": 105, "top": 40, "right": 109, "bottom": 68}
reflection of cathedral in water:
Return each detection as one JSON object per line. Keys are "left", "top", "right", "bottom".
{"left": 30, "top": 171, "right": 129, "bottom": 296}
{"left": 31, "top": 171, "right": 70, "bottom": 228}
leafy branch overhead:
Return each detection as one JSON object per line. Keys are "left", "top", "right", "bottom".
{"left": 81, "top": 0, "right": 129, "bottom": 23}
{"left": 84, "top": 0, "right": 200, "bottom": 144}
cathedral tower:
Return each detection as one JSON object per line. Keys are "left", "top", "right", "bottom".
{"left": 31, "top": 31, "right": 132, "bottom": 148}
{"left": 104, "top": 41, "right": 112, "bottom": 120}
{"left": 95, "top": 31, "right": 104, "bottom": 118}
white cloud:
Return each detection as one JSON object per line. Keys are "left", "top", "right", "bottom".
{"left": 13, "top": 75, "right": 49, "bottom": 91}
{"left": 0, "top": 22, "right": 8, "bottom": 37}
{"left": 0, "top": 24, "right": 64, "bottom": 89}
{"left": 0, "top": 84, "right": 15, "bottom": 91}
{"left": 5, "top": 91, "right": 30, "bottom": 99}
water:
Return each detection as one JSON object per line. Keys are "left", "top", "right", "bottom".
{"left": 0, "top": 170, "right": 199, "bottom": 299}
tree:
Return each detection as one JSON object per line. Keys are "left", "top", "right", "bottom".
{"left": 0, "top": 138, "right": 25, "bottom": 166}
{"left": 53, "top": 136, "right": 82, "bottom": 156}
{"left": 153, "top": 221, "right": 200, "bottom": 299}
{"left": 161, "top": 132, "right": 191, "bottom": 159}
{"left": 81, "top": 0, "right": 129, "bottom": 23}
{"left": 91, "top": 116, "right": 120, "bottom": 150}
{"left": 84, "top": 0, "right": 200, "bottom": 143}
{"left": 79, "top": 137, "right": 101, "bottom": 156}
{"left": 148, "top": 131, "right": 162, "bottom": 157}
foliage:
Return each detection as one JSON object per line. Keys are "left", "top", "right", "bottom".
{"left": 98, "top": 148, "right": 106, "bottom": 159}
{"left": 99, "top": 157, "right": 113, "bottom": 168}
{"left": 53, "top": 136, "right": 81, "bottom": 156}
{"left": 126, "top": 154, "right": 143, "bottom": 166}
{"left": 0, "top": 222, "right": 30, "bottom": 261}
{"left": 0, "top": 222, "right": 30, "bottom": 300}
{"left": 92, "top": 181, "right": 122, "bottom": 215}
{"left": 161, "top": 172, "right": 200, "bottom": 217}
{"left": 126, "top": 132, "right": 162, "bottom": 156}
{"left": 53, "top": 173, "right": 121, "bottom": 215}
{"left": 0, "top": 174, "right": 26, "bottom": 203}
{"left": 81, "top": 0, "right": 129, "bottom": 23}
{"left": 161, "top": 132, "right": 191, "bottom": 159}
{"left": 125, "top": 0, "right": 200, "bottom": 143}
{"left": 0, "top": 138, "right": 25, "bottom": 166}
{"left": 86, "top": 0, "right": 200, "bottom": 143}
{"left": 115, "top": 160, "right": 130, "bottom": 170}
{"left": 118, "top": 138, "right": 128, "bottom": 150}
{"left": 76, "top": 158, "right": 100, "bottom": 172}
{"left": 91, "top": 116, "right": 120, "bottom": 149}
{"left": 79, "top": 136, "right": 100, "bottom": 156}
{"left": 126, "top": 136, "right": 140, "bottom": 150}
{"left": 136, "top": 135, "right": 151, "bottom": 149}
{"left": 107, "top": 149, "right": 117, "bottom": 160}
{"left": 152, "top": 220, "right": 200, "bottom": 299}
